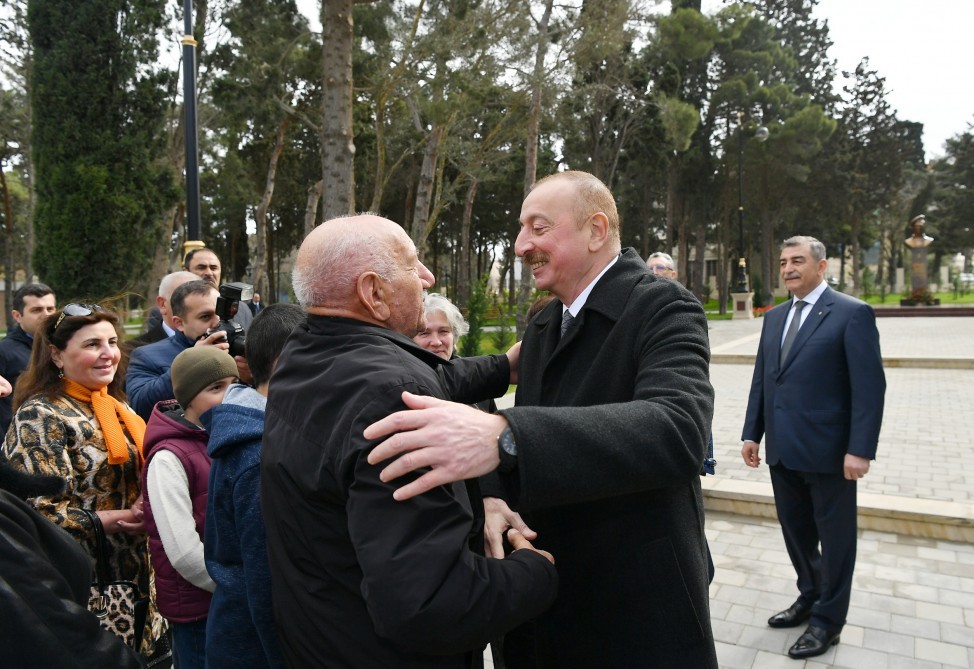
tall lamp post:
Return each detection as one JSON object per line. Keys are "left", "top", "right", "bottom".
{"left": 735, "top": 111, "right": 769, "bottom": 293}
{"left": 182, "top": 0, "right": 203, "bottom": 258}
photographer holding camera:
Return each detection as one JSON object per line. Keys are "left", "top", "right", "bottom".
{"left": 127, "top": 280, "right": 250, "bottom": 421}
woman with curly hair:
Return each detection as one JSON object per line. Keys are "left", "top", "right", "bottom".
{"left": 2, "top": 303, "right": 170, "bottom": 665}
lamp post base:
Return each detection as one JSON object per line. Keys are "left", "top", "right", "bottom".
{"left": 731, "top": 291, "right": 755, "bottom": 320}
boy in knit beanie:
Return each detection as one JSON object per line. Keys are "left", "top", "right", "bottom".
{"left": 141, "top": 347, "right": 238, "bottom": 669}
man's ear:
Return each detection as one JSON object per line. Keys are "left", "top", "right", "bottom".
{"left": 587, "top": 212, "right": 610, "bottom": 252}
{"left": 171, "top": 313, "right": 185, "bottom": 332}
{"left": 10, "top": 310, "right": 23, "bottom": 326}
{"left": 156, "top": 295, "right": 167, "bottom": 314}
{"left": 357, "top": 272, "right": 391, "bottom": 322}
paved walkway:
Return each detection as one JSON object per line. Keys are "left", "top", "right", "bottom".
{"left": 491, "top": 316, "right": 974, "bottom": 668}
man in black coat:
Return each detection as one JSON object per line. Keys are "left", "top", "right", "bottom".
{"left": 0, "top": 283, "right": 56, "bottom": 435}
{"left": 367, "top": 171, "right": 718, "bottom": 668}
{"left": 260, "top": 215, "right": 558, "bottom": 668}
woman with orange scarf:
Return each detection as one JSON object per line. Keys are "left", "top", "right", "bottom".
{"left": 2, "top": 304, "right": 170, "bottom": 665}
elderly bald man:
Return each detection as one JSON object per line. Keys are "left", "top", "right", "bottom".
{"left": 260, "top": 214, "right": 557, "bottom": 668}
{"left": 127, "top": 271, "right": 199, "bottom": 352}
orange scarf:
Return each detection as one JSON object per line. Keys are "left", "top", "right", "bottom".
{"left": 62, "top": 379, "right": 146, "bottom": 465}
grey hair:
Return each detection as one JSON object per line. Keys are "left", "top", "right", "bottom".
{"left": 423, "top": 293, "right": 469, "bottom": 339}
{"left": 292, "top": 214, "right": 400, "bottom": 308}
{"left": 647, "top": 252, "right": 675, "bottom": 269}
{"left": 158, "top": 271, "right": 199, "bottom": 301}
{"left": 781, "top": 236, "right": 827, "bottom": 262}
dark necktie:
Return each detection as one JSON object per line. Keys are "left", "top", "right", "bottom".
{"left": 779, "top": 300, "right": 806, "bottom": 365}
{"left": 560, "top": 310, "right": 575, "bottom": 337}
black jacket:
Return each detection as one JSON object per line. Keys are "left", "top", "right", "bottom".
{"left": 261, "top": 316, "right": 557, "bottom": 668}
{"left": 0, "top": 473, "right": 143, "bottom": 668}
{"left": 0, "top": 325, "right": 33, "bottom": 435}
{"left": 492, "top": 249, "right": 718, "bottom": 668}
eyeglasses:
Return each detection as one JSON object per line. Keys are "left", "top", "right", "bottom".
{"left": 54, "top": 303, "right": 103, "bottom": 330}
{"left": 649, "top": 264, "right": 674, "bottom": 273}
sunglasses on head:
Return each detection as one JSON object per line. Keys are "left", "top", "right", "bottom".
{"left": 54, "top": 303, "right": 103, "bottom": 330}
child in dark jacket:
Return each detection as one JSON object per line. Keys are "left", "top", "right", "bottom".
{"left": 142, "top": 347, "right": 238, "bottom": 669}
{"left": 203, "top": 304, "right": 304, "bottom": 669}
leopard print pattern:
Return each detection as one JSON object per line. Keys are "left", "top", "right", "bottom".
{"left": 3, "top": 393, "right": 168, "bottom": 659}
{"left": 89, "top": 582, "right": 142, "bottom": 648}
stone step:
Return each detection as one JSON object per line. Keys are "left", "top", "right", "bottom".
{"left": 701, "top": 476, "right": 974, "bottom": 543}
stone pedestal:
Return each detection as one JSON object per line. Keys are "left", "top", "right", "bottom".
{"left": 731, "top": 291, "right": 754, "bottom": 320}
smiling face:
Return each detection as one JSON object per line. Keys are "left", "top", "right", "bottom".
{"left": 779, "top": 241, "right": 826, "bottom": 299}
{"left": 385, "top": 231, "right": 435, "bottom": 337}
{"left": 50, "top": 321, "right": 121, "bottom": 391}
{"left": 515, "top": 179, "right": 609, "bottom": 305}
{"left": 413, "top": 310, "right": 455, "bottom": 360}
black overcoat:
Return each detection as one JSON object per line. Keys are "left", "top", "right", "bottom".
{"left": 494, "top": 249, "right": 718, "bottom": 668}
{"left": 261, "top": 317, "right": 558, "bottom": 668}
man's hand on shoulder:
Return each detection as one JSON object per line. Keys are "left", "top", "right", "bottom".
{"left": 364, "top": 391, "right": 506, "bottom": 501}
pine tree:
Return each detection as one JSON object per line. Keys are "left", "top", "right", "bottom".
{"left": 29, "top": 0, "right": 177, "bottom": 302}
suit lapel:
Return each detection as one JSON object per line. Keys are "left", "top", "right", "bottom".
{"left": 778, "top": 288, "right": 833, "bottom": 374}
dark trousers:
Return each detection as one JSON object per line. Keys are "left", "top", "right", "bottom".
{"left": 769, "top": 464, "right": 857, "bottom": 633}
{"left": 171, "top": 618, "right": 207, "bottom": 669}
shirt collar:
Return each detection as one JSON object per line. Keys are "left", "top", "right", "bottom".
{"left": 564, "top": 253, "right": 621, "bottom": 317}
{"left": 795, "top": 280, "right": 828, "bottom": 308}
{"left": 162, "top": 321, "right": 176, "bottom": 337}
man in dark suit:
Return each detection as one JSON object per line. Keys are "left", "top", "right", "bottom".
{"left": 365, "top": 171, "right": 717, "bottom": 667}
{"left": 0, "top": 283, "right": 56, "bottom": 435}
{"left": 741, "top": 235, "right": 885, "bottom": 659}
{"left": 126, "top": 271, "right": 198, "bottom": 352}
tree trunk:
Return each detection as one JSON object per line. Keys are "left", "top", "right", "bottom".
{"left": 304, "top": 180, "right": 323, "bottom": 238}
{"left": 252, "top": 118, "right": 289, "bottom": 296}
{"left": 409, "top": 123, "right": 444, "bottom": 256}
{"left": 849, "top": 217, "right": 862, "bottom": 296}
{"left": 761, "top": 213, "right": 774, "bottom": 305}
{"left": 692, "top": 216, "right": 707, "bottom": 298}
{"left": 1, "top": 167, "right": 14, "bottom": 323}
{"left": 516, "top": 0, "right": 553, "bottom": 337}
{"left": 458, "top": 176, "right": 478, "bottom": 304}
{"left": 320, "top": 0, "right": 356, "bottom": 219}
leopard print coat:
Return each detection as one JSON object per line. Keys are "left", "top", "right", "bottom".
{"left": 2, "top": 393, "right": 168, "bottom": 659}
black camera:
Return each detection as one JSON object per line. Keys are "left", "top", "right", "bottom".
{"left": 206, "top": 282, "right": 252, "bottom": 358}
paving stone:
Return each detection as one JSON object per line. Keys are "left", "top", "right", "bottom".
{"left": 914, "top": 638, "right": 968, "bottom": 667}
{"left": 915, "top": 601, "right": 965, "bottom": 625}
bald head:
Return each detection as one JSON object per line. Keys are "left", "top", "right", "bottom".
{"left": 157, "top": 270, "right": 200, "bottom": 327}
{"left": 292, "top": 215, "right": 434, "bottom": 335}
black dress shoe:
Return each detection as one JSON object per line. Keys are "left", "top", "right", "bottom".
{"left": 767, "top": 601, "right": 813, "bottom": 628}
{"left": 787, "top": 624, "right": 840, "bottom": 659}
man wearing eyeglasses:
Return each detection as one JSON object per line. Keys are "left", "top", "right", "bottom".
{"left": 0, "top": 284, "right": 57, "bottom": 435}
{"left": 647, "top": 252, "right": 678, "bottom": 279}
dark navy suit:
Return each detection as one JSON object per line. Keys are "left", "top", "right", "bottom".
{"left": 126, "top": 331, "right": 193, "bottom": 421}
{"left": 742, "top": 284, "right": 884, "bottom": 632}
